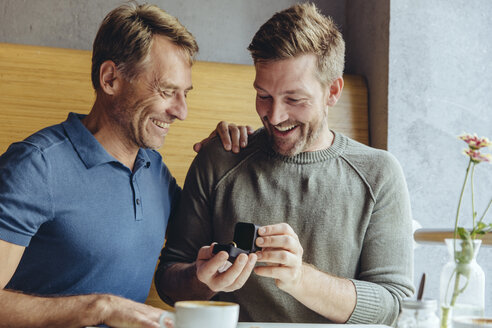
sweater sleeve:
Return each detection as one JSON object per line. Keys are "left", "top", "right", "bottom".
{"left": 155, "top": 139, "right": 219, "bottom": 297}
{"left": 346, "top": 152, "right": 415, "bottom": 325}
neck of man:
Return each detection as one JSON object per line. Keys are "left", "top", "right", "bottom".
{"left": 83, "top": 97, "right": 139, "bottom": 171}
{"left": 314, "top": 127, "right": 335, "bottom": 151}
{"left": 303, "top": 117, "right": 334, "bottom": 153}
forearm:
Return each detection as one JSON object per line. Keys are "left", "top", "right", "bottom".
{"left": 156, "top": 262, "right": 216, "bottom": 302}
{"left": 0, "top": 289, "right": 106, "bottom": 328}
{"left": 282, "top": 263, "right": 356, "bottom": 323}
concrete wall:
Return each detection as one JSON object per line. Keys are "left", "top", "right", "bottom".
{"left": 388, "top": 0, "right": 492, "bottom": 314}
{"left": 1, "top": 0, "right": 491, "bottom": 317}
{"left": 0, "top": 0, "right": 345, "bottom": 65}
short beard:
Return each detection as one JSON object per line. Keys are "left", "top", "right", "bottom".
{"left": 268, "top": 110, "right": 329, "bottom": 157}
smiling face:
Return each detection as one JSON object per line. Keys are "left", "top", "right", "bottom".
{"left": 254, "top": 54, "right": 334, "bottom": 156}
{"left": 112, "top": 35, "right": 193, "bottom": 150}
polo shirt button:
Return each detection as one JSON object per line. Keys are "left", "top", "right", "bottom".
{"left": 136, "top": 198, "right": 141, "bottom": 205}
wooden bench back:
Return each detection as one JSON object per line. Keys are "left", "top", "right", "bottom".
{"left": 0, "top": 42, "right": 369, "bottom": 308}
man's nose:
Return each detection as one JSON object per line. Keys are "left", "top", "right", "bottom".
{"left": 169, "top": 93, "right": 187, "bottom": 121}
{"left": 267, "top": 100, "right": 288, "bottom": 125}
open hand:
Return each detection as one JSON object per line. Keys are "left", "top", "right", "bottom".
{"left": 193, "top": 121, "right": 255, "bottom": 153}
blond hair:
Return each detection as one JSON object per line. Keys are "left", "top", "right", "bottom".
{"left": 247, "top": 3, "right": 344, "bottom": 86}
{"left": 91, "top": 2, "right": 198, "bottom": 90}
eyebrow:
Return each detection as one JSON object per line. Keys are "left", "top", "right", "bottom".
{"left": 154, "top": 77, "right": 193, "bottom": 92}
{"left": 253, "top": 83, "right": 308, "bottom": 96}
{"left": 161, "top": 82, "right": 193, "bottom": 91}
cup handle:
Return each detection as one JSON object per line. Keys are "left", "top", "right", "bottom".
{"left": 159, "top": 311, "right": 176, "bottom": 328}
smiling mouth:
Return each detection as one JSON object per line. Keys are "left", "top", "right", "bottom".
{"left": 151, "top": 118, "right": 170, "bottom": 129}
{"left": 274, "top": 124, "right": 298, "bottom": 132}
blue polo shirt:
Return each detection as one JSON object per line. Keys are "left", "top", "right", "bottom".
{"left": 0, "top": 113, "right": 180, "bottom": 302}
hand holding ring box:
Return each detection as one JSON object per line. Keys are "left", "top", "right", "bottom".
{"left": 212, "top": 222, "right": 261, "bottom": 272}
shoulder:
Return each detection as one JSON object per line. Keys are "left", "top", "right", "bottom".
{"left": 193, "top": 129, "right": 264, "bottom": 171}
{"left": 344, "top": 137, "right": 402, "bottom": 173}
{"left": 339, "top": 135, "right": 406, "bottom": 195}
{"left": 181, "top": 129, "right": 265, "bottom": 190}
{"left": 0, "top": 123, "right": 68, "bottom": 168}
{"left": 22, "top": 123, "right": 68, "bottom": 153}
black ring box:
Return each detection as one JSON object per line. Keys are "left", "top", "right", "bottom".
{"left": 212, "top": 222, "right": 262, "bottom": 263}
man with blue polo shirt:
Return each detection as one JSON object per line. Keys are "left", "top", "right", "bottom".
{"left": 0, "top": 3, "right": 249, "bottom": 328}
{"left": 2, "top": 112, "right": 176, "bottom": 302}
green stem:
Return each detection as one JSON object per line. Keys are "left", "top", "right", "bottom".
{"left": 444, "top": 268, "right": 457, "bottom": 303}
{"left": 471, "top": 163, "right": 476, "bottom": 231}
{"left": 477, "top": 198, "right": 492, "bottom": 224}
{"left": 454, "top": 160, "right": 472, "bottom": 252}
{"left": 441, "top": 272, "right": 464, "bottom": 328}
{"left": 450, "top": 272, "right": 462, "bottom": 307}
{"left": 441, "top": 306, "right": 450, "bottom": 328}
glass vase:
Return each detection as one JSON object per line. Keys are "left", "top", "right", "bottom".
{"left": 439, "top": 238, "right": 485, "bottom": 328}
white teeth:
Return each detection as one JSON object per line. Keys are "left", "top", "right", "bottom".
{"left": 151, "top": 119, "right": 170, "bottom": 129}
{"left": 275, "top": 124, "right": 297, "bottom": 132}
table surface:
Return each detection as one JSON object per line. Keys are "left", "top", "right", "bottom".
{"left": 237, "top": 323, "right": 389, "bottom": 328}
{"left": 88, "top": 323, "right": 389, "bottom": 328}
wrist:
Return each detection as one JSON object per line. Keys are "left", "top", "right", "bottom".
{"left": 82, "top": 294, "right": 114, "bottom": 326}
{"left": 193, "top": 262, "right": 218, "bottom": 298}
{"left": 279, "top": 263, "right": 308, "bottom": 296}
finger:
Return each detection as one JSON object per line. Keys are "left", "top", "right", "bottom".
{"left": 258, "top": 223, "right": 297, "bottom": 239}
{"left": 198, "top": 251, "right": 229, "bottom": 275}
{"left": 239, "top": 125, "right": 249, "bottom": 148}
{"left": 164, "top": 317, "right": 174, "bottom": 328}
{"left": 256, "top": 234, "right": 301, "bottom": 253}
{"left": 193, "top": 142, "right": 202, "bottom": 152}
{"left": 127, "top": 317, "right": 161, "bottom": 328}
{"left": 141, "top": 305, "right": 165, "bottom": 322}
{"left": 104, "top": 300, "right": 163, "bottom": 328}
{"left": 193, "top": 130, "right": 217, "bottom": 153}
{"left": 196, "top": 244, "right": 215, "bottom": 261}
{"left": 227, "top": 123, "right": 240, "bottom": 153}
{"left": 223, "top": 253, "right": 257, "bottom": 292}
{"left": 216, "top": 121, "right": 232, "bottom": 151}
{"left": 256, "top": 249, "right": 296, "bottom": 266}
{"left": 254, "top": 266, "right": 284, "bottom": 279}
{"left": 254, "top": 264, "right": 294, "bottom": 282}
{"left": 197, "top": 253, "right": 229, "bottom": 286}
{"left": 211, "top": 253, "right": 249, "bottom": 290}
{"left": 246, "top": 125, "right": 255, "bottom": 135}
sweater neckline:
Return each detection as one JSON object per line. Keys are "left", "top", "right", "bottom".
{"left": 259, "top": 129, "right": 347, "bottom": 164}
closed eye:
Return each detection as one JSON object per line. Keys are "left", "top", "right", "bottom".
{"left": 257, "top": 94, "right": 271, "bottom": 100}
{"left": 161, "top": 89, "right": 174, "bottom": 98}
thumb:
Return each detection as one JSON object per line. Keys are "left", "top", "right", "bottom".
{"left": 193, "top": 142, "right": 202, "bottom": 153}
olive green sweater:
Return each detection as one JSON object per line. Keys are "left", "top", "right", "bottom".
{"left": 158, "top": 129, "right": 414, "bottom": 325}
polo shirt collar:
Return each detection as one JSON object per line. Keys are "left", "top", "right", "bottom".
{"left": 62, "top": 112, "right": 151, "bottom": 170}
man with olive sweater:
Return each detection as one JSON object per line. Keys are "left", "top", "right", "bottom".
{"left": 156, "top": 3, "right": 414, "bottom": 326}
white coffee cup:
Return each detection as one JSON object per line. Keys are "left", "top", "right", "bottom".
{"left": 159, "top": 300, "right": 239, "bottom": 328}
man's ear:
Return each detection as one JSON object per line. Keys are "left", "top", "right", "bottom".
{"left": 325, "top": 76, "right": 344, "bottom": 107}
{"left": 99, "top": 60, "right": 121, "bottom": 96}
